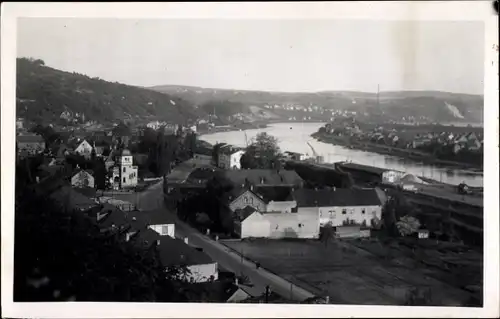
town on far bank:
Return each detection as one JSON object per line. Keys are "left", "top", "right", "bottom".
{"left": 15, "top": 111, "right": 483, "bottom": 306}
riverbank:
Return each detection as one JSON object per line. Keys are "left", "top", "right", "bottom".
{"left": 311, "top": 132, "right": 483, "bottom": 173}
{"left": 197, "top": 122, "right": 268, "bottom": 135}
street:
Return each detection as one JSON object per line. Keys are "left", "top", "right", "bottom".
{"left": 135, "top": 181, "right": 316, "bottom": 302}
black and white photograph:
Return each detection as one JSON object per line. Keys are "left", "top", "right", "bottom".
{"left": 1, "top": 2, "right": 498, "bottom": 318}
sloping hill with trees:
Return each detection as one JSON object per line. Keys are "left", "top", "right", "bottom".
{"left": 16, "top": 58, "right": 204, "bottom": 125}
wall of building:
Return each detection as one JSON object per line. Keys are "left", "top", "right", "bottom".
{"left": 228, "top": 191, "right": 266, "bottom": 212}
{"left": 317, "top": 205, "right": 382, "bottom": 227}
{"left": 149, "top": 224, "right": 175, "bottom": 238}
{"left": 71, "top": 172, "right": 95, "bottom": 188}
{"left": 186, "top": 262, "right": 219, "bottom": 283}
{"left": 240, "top": 213, "right": 271, "bottom": 238}
{"left": 218, "top": 151, "right": 244, "bottom": 170}
{"left": 266, "top": 200, "right": 297, "bottom": 213}
{"left": 193, "top": 154, "right": 213, "bottom": 166}
{"left": 266, "top": 210, "right": 320, "bottom": 239}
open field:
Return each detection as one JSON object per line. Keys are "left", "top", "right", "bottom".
{"left": 222, "top": 238, "right": 480, "bottom": 306}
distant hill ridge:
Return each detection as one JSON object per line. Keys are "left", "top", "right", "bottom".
{"left": 150, "top": 85, "right": 483, "bottom": 123}
{"left": 16, "top": 58, "right": 203, "bottom": 125}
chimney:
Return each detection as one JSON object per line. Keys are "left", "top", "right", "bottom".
{"left": 156, "top": 239, "right": 160, "bottom": 246}
{"left": 333, "top": 187, "right": 336, "bottom": 191}
{"left": 250, "top": 184, "right": 254, "bottom": 191}
{"left": 125, "top": 232, "right": 131, "bottom": 242}
{"left": 235, "top": 277, "right": 239, "bottom": 285}
{"left": 184, "top": 237, "right": 189, "bottom": 245}
{"left": 325, "top": 296, "right": 330, "bottom": 304}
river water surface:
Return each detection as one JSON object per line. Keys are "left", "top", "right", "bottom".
{"left": 199, "top": 122, "right": 483, "bottom": 187}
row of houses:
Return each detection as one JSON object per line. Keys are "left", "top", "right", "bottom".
{"left": 175, "top": 167, "right": 385, "bottom": 240}
{"left": 323, "top": 122, "right": 483, "bottom": 153}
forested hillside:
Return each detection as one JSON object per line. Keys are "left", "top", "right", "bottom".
{"left": 16, "top": 58, "right": 204, "bottom": 125}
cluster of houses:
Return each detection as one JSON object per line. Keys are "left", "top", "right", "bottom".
{"left": 27, "top": 157, "right": 255, "bottom": 302}
{"left": 322, "top": 122, "right": 483, "bottom": 153}
{"left": 16, "top": 129, "right": 139, "bottom": 191}
{"left": 171, "top": 150, "right": 386, "bottom": 240}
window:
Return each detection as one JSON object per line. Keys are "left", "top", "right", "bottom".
{"left": 123, "top": 177, "right": 126, "bottom": 183}
{"left": 250, "top": 197, "right": 254, "bottom": 204}
{"left": 342, "top": 209, "right": 347, "bottom": 215}
{"left": 244, "top": 197, "right": 248, "bottom": 204}
{"left": 362, "top": 209, "right": 366, "bottom": 214}
{"left": 123, "top": 167, "right": 126, "bottom": 173}
{"left": 161, "top": 225, "right": 169, "bottom": 235}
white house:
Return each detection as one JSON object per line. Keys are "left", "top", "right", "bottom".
{"left": 218, "top": 145, "right": 245, "bottom": 169}
{"left": 111, "top": 148, "right": 138, "bottom": 189}
{"left": 74, "top": 139, "right": 94, "bottom": 159}
{"left": 225, "top": 185, "right": 297, "bottom": 214}
{"left": 229, "top": 186, "right": 319, "bottom": 239}
{"left": 126, "top": 209, "right": 176, "bottom": 238}
{"left": 158, "top": 237, "right": 218, "bottom": 283}
{"left": 71, "top": 169, "right": 95, "bottom": 188}
{"left": 292, "top": 188, "right": 383, "bottom": 228}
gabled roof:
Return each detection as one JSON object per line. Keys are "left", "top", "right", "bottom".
{"left": 186, "top": 281, "right": 247, "bottom": 303}
{"left": 96, "top": 204, "right": 130, "bottom": 229}
{"left": 219, "top": 144, "right": 244, "bottom": 155}
{"left": 194, "top": 146, "right": 213, "bottom": 156}
{"left": 217, "top": 169, "right": 303, "bottom": 186}
{"left": 157, "top": 236, "right": 214, "bottom": 267}
{"left": 129, "top": 228, "right": 160, "bottom": 249}
{"left": 234, "top": 206, "right": 259, "bottom": 221}
{"left": 125, "top": 209, "right": 176, "bottom": 227}
{"left": 72, "top": 168, "right": 94, "bottom": 177}
{"left": 292, "top": 188, "right": 382, "bottom": 207}
{"left": 253, "top": 186, "right": 294, "bottom": 202}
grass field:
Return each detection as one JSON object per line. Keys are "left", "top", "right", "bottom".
{"left": 222, "top": 238, "right": 479, "bottom": 306}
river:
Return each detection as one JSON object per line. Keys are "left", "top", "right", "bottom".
{"left": 199, "top": 122, "right": 483, "bottom": 187}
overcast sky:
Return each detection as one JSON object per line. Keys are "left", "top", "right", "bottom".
{"left": 17, "top": 18, "right": 484, "bottom": 94}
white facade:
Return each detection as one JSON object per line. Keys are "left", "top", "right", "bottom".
{"left": 316, "top": 205, "right": 382, "bottom": 227}
{"left": 74, "top": 140, "right": 93, "bottom": 159}
{"left": 235, "top": 212, "right": 271, "bottom": 238}
{"left": 71, "top": 170, "right": 95, "bottom": 188}
{"left": 149, "top": 224, "right": 175, "bottom": 238}
{"left": 185, "top": 262, "right": 218, "bottom": 283}
{"left": 236, "top": 209, "right": 320, "bottom": 239}
{"left": 117, "top": 153, "right": 138, "bottom": 188}
{"left": 218, "top": 150, "right": 245, "bottom": 169}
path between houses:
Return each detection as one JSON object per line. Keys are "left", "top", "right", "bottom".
{"left": 134, "top": 181, "right": 316, "bottom": 301}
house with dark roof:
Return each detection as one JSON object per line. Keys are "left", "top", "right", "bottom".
{"left": 157, "top": 236, "right": 218, "bottom": 283}
{"left": 217, "top": 169, "right": 303, "bottom": 188}
{"left": 186, "top": 281, "right": 251, "bottom": 303}
{"left": 292, "top": 188, "right": 383, "bottom": 229}
{"left": 125, "top": 209, "right": 176, "bottom": 238}
{"left": 223, "top": 185, "right": 297, "bottom": 214}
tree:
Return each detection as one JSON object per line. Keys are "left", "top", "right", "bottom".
{"left": 240, "top": 132, "right": 281, "bottom": 169}
{"left": 91, "top": 158, "right": 107, "bottom": 190}
{"left": 396, "top": 215, "right": 421, "bottom": 237}
{"left": 320, "top": 222, "right": 335, "bottom": 247}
